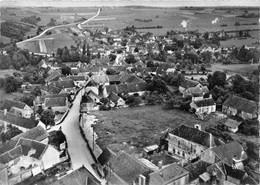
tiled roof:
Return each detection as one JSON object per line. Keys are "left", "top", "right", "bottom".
{"left": 224, "top": 119, "right": 241, "bottom": 128}
{"left": 35, "top": 93, "right": 69, "bottom": 104}
{"left": 194, "top": 98, "right": 215, "bottom": 107}
{"left": 108, "top": 151, "right": 153, "bottom": 184}
{"left": 180, "top": 79, "right": 200, "bottom": 89}
{"left": 105, "top": 82, "right": 148, "bottom": 95}
{"left": 44, "top": 97, "right": 67, "bottom": 107}
{"left": 0, "top": 145, "right": 23, "bottom": 164}
{"left": 49, "top": 80, "right": 75, "bottom": 89}
{"left": 50, "top": 166, "right": 101, "bottom": 185}
{"left": 15, "top": 138, "right": 48, "bottom": 160}
{"left": 0, "top": 110, "right": 38, "bottom": 129}
{"left": 0, "top": 99, "right": 27, "bottom": 111}
{"left": 149, "top": 163, "right": 189, "bottom": 185}
{"left": 71, "top": 68, "right": 80, "bottom": 75}
{"left": 97, "top": 147, "right": 116, "bottom": 166}
{"left": 223, "top": 95, "right": 258, "bottom": 114}
{"left": 224, "top": 164, "right": 245, "bottom": 180}
{"left": 169, "top": 124, "right": 217, "bottom": 148}
{"left": 108, "top": 92, "right": 121, "bottom": 103}
{"left": 185, "top": 86, "right": 209, "bottom": 96}
{"left": 91, "top": 74, "right": 109, "bottom": 84}
{"left": 12, "top": 125, "right": 48, "bottom": 142}
{"left": 212, "top": 141, "right": 247, "bottom": 166}
{"left": 59, "top": 75, "right": 86, "bottom": 82}
{"left": 185, "top": 160, "right": 211, "bottom": 181}
{"left": 107, "top": 75, "right": 121, "bottom": 82}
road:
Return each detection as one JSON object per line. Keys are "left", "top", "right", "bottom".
{"left": 59, "top": 88, "right": 103, "bottom": 182}
{"left": 77, "top": 9, "right": 100, "bottom": 29}
{"left": 16, "top": 8, "right": 100, "bottom": 46}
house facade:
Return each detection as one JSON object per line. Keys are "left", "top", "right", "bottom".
{"left": 222, "top": 95, "right": 258, "bottom": 120}
{"left": 190, "top": 97, "right": 216, "bottom": 114}
{"left": 164, "top": 125, "right": 219, "bottom": 160}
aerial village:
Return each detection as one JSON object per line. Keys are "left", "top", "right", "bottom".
{"left": 0, "top": 5, "right": 260, "bottom": 185}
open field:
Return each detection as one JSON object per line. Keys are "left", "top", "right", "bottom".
{"left": 209, "top": 63, "right": 259, "bottom": 77}
{"left": 92, "top": 105, "right": 218, "bottom": 154}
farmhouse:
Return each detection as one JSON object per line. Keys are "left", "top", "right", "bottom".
{"left": 190, "top": 97, "right": 216, "bottom": 114}
{"left": 0, "top": 99, "right": 33, "bottom": 118}
{"left": 223, "top": 118, "right": 241, "bottom": 133}
{"left": 222, "top": 95, "right": 258, "bottom": 120}
{"left": 179, "top": 79, "right": 202, "bottom": 94}
{"left": 162, "top": 124, "right": 221, "bottom": 160}
{"left": 0, "top": 110, "right": 39, "bottom": 132}
{"left": 107, "top": 92, "right": 125, "bottom": 107}
{"left": 43, "top": 97, "right": 68, "bottom": 113}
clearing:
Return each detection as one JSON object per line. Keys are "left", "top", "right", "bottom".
{"left": 92, "top": 105, "right": 217, "bottom": 155}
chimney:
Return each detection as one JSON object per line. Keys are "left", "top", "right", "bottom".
{"left": 158, "top": 160, "right": 163, "bottom": 169}
{"left": 194, "top": 124, "right": 201, "bottom": 131}
{"left": 4, "top": 109, "right": 7, "bottom": 115}
{"left": 139, "top": 174, "right": 146, "bottom": 185}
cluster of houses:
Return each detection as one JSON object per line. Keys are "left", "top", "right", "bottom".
{"left": 89, "top": 123, "right": 256, "bottom": 185}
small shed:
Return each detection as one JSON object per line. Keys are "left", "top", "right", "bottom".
{"left": 224, "top": 119, "right": 241, "bottom": 133}
{"left": 143, "top": 144, "right": 159, "bottom": 157}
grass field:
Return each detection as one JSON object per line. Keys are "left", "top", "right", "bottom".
{"left": 209, "top": 63, "right": 259, "bottom": 77}
{"left": 92, "top": 105, "right": 218, "bottom": 154}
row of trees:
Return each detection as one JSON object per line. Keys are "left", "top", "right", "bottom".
{"left": 21, "top": 15, "right": 41, "bottom": 26}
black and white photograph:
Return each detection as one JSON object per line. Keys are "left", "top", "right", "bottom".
{"left": 0, "top": 0, "right": 259, "bottom": 184}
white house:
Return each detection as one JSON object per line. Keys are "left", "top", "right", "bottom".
{"left": 190, "top": 97, "right": 216, "bottom": 114}
{"left": 223, "top": 118, "right": 241, "bottom": 133}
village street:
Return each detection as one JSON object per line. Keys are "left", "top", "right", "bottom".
{"left": 59, "top": 88, "right": 103, "bottom": 182}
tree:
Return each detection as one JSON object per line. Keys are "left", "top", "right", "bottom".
{"left": 61, "top": 66, "right": 72, "bottom": 76}
{"left": 125, "top": 54, "right": 137, "bottom": 64}
{"left": 41, "top": 108, "right": 55, "bottom": 127}
{"left": 200, "top": 51, "right": 212, "bottom": 63}
{"left": 3, "top": 124, "right": 23, "bottom": 141}
{"left": 106, "top": 68, "right": 119, "bottom": 75}
{"left": 20, "top": 94, "right": 35, "bottom": 107}
{"left": 125, "top": 95, "right": 141, "bottom": 107}
{"left": 3, "top": 76, "right": 22, "bottom": 93}
{"left": 148, "top": 77, "right": 169, "bottom": 93}
{"left": 207, "top": 71, "right": 227, "bottom": 89}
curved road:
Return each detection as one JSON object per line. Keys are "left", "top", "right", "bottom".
{"left": 60, "top": 88, "right": 104, "bottom": 183}
{"left": 16, "top": 9, "right": 100, "bottom": 46}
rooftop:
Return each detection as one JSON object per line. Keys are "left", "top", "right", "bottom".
{"left": 0, "top": 99, "right": 27, "bottom": 111}
{"left": 44, "top": 97, "right": 67, "bottom": 107}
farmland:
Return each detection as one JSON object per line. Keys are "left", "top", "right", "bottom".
{"left": 92, "top": 105, "right": 218, "bottom": 155}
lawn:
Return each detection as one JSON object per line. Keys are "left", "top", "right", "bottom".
{"left": 92, "top": 105, "right": 217, "bottom": 155}
{"left": 209, "top": 63, "right": 259, "bottom": 77}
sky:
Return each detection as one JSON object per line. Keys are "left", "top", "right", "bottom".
{"left": 1, "top": 0, "right": 260, "bottom": 7}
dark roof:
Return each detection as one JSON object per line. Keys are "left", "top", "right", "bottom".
{"left": 12, "top": 125, "right": 48, "bottom": 142}
{"left": 150, "top": 163, "right": 189, "bottom": 185}
{"left": 108, "top": 151, "right": 153, "bottom": 184}
{"left": 15, "top": 138, "right": 48, "bottom": 160}
{"left": 0, "top": 110, "right": 38, "bottom": 129}
{"left": 44, "top": 97, "right": 67, "bottom": 107}
{"left": 35, "top": 93, "right": 69, "bottom": 104}
{"left": 224, "top": 164, "right": 245, "bottom": 180}
{"left": 169, "top": 124, "right": 217, "bottom": 148}
{"left": 185, "top": 160, "right": 211, "bottom": 181}
{"left": 59, "top": 75, "right": 86, "bottom": 82}
{"left": 0, "top": 99, "right": 27, "bottom": 111}
{"left": 105, "top": 82, "right": 148, "bottom": 95}
{"left": 50, "top": 166, "right": 101, "bottom": 185}
{"left": 194, "top": 98, "right": 215, "bottom": 107}
{"left": 223, "top": 95, "right": 258, "bottom": 114}
{"left": 0, "top": 146, "right": 23, "bottom": 164}
{"left": 70, "top": 68, "right": 80, "bottom": 75}
{"left": 224, "top": 118, "right": 241, "bottom": 128}
{"left": 108, "top": 92, "right": 121, "bottom": 103}
{"left": 212, "top": 141, "right": 247, "bottom": 166}
{"left": 180, "top": 79, "right": 200, "bottom": 89}
{"left": 97, "top": 147, "right": 116, "bottom": 166}
{"left": 0, "top": 140, "right": 18, "bottom": 156}
{"left": 241, "top": 175, "right": 258, "bottom": 185}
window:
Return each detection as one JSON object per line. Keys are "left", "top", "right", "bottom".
{"left": 182, "top": 151, "right": 185, "bottom": 157}
{"left": 178, "top": 140, "right": 180, "bottom": 147}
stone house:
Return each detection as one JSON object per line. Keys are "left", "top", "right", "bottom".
{"left": 162, "top": 124, "right": 221, "bottom": 160}
{"left": 179, "top": 79, "right": 202, "bottom": 94}
{"left": 222, "top": 95, "right": 258, "bottom": 120}
{"left": 43, "top": 97, "right": 68, "bottom": 113}
{"left": 190, "top": 97, "right": 216, "bottom": 114}
{"left": 0, "top": 99, "right": 34, "bottom": 118}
